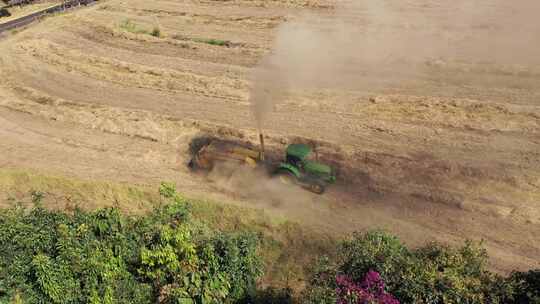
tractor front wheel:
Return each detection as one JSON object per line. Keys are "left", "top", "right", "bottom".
{"left": 276, "top": 170, "right": 296, "bottom": 186}
{"left": 307, "top": 181, "right": 326, "bottom": 194}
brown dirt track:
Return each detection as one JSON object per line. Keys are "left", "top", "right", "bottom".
{"left": 0, "top": 0, "right": 539, "bottom": 273}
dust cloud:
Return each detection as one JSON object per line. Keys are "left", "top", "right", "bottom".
{"left": 206, "top": 162, "right": 315, "bottom": 208}
{"left": 249, "top": 0, "right": 540, "bottom": 128}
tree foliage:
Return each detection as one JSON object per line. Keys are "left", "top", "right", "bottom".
{"left": 0, "top": 186, "right": 537, "bottom": 304}
{"left": 505, "top": 270, "right": 540, "bottom": 304}
{"left": 0, "top": 183, "right": 262, "bottom": 304}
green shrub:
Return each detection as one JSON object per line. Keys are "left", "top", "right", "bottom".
{"left": 0, "top": 183, "right": 262, "bottom": 304}
{"left": 303, "top": 231, "right": 538, "bottom": 304}
{"left": 506, "top": 270, "right": 540, "bottom": 304}
{"left": 150, "top": 26, "right": 161, "bottom": 37}
{"left": 1, "top": 184, "right": 538, "bottom": 304}
{"left": 194, "top": 38, "right": 231, "bottom": 47}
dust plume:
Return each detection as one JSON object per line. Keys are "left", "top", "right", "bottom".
{"left": 206, "top": 162, "right": 315, "bottom": 208}
{"left": 249, "top": 0, "right": 540, "bottom": 127}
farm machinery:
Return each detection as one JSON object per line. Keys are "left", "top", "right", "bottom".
{"left": 189, "top": 134, "right": 336, "bottom": 194}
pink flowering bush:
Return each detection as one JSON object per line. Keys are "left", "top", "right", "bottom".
{"left": 302, "top": 231, "right": 535, "bottom": 304}
{"left": 335, "top": 271, "right": 399, "bottom": 304}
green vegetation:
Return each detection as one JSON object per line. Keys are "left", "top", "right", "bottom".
{"left": 194, "top": 38, "right": 231, "bottom": 47}
{"left": 0, "top": 169, "right": 334, "bottom": 291}
{"left": 0, "top": 183, "right": 262, "bottom": 303}
{"left": 171, "top": 34, "right": 232, "bottom": 47}
{"left": 507, "top": 270, "right": 540, "bottom": 304}
{"left": 0, "top": 170, "right": 538, "bottom": 303}
{"left": 119, "top": 19, "right": 145, "bottom": 34}
{"left": 0, "top": 169, "right": 158, "bottom": 213}
{"left": 150, "top": 26, "right": 161, "bottom": 38}
{"left": 303, "top": 231, "right": 540, "bottom": 304}
{"left": 0, "top": 170, "right": 333, "bottom": 302}
{"left": 119, "top": 19, "right": 161, "bottom": 37}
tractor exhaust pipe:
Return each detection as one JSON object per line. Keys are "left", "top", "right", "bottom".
{"left": 259, "top": 133, "right": 265, "bottom": 161}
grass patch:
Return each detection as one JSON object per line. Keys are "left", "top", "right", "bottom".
{"left": 172, "top": 34, "right": 233, "bottom": 47}
{"left": 194, "top": 38, "right": 231, "bottom": 47}
{"left": 119, "top": 18, "right": 148, "bottom": 34}
{"left": 0, "top": 169, "right": 157, "bottom": 213}
{"left": 119, "top": 18, "right": 161, "bottom": 37}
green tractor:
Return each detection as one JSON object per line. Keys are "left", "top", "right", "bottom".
{"left": 189, "top": 136, "right": 336, "bottom": 194}
{"left": 274, "top": 144, "right": 336, "bottom": 194}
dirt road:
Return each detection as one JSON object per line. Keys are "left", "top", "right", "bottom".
{"left": 0, "top": 0, "right": 539, "bottom": 273}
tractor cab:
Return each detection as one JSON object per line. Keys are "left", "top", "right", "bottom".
{"left": 275, "top": 144, "right": 336, "bottom": 194}
{"left": 285, "top": 144, "right": 310, "bottom": 167}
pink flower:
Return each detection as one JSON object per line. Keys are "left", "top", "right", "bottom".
{"left": 335, "top": 271, "right": 399, "bottom": 304}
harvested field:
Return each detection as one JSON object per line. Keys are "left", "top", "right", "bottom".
{"left": 0, "top": 0, "right": 539, "bottom": 274}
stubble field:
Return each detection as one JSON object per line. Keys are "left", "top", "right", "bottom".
{"left": 0, "top": 0, "right": 539, "bottom": 273}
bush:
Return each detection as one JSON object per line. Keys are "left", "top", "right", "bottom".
{"left": 303, "top": 231, "right": 539, "bottom": 304}
{"left": 506, "top": 270, "right": 540, "bottom": 304}
{"left": 150, "top": 26, "right": 161, "bottom": 37}
{"left": 1, "top": 186, "right": 537, "bottom": 304}
{"left": 0, "top": 183, "right": 262, "bottom": 304}
{"left": 335, "top": 272, "right": 399, "bottom": 304}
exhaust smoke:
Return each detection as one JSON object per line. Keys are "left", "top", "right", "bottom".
{"left": 259, "top": 133, "right": 266, "bottom": 161}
